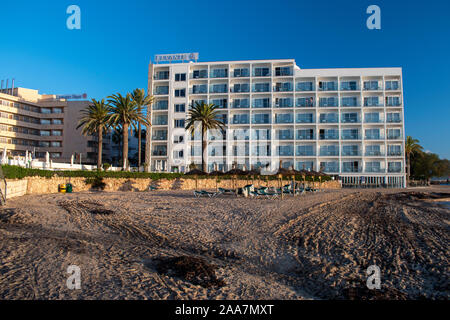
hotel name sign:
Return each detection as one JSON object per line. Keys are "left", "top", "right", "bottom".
{"left": 154, "top": 52, "right": 199, "bottom": 63}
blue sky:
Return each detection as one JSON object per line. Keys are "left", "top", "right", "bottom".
{"left": 1, "top": 0, "right": 449, "bottom": 158}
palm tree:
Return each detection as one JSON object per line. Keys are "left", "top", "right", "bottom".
{"left": 112, "top": 127, "right": 123, "bottom": 166}
{"left": 131, "top": 88, "right": 154, "bottom": 170}
{"left": 185, "top": 102, "right": 225, "bottom": 172}
{"left": 405, "top": 136, "right": 423, "bottom": 184}
{"left": 77, "top": 99, "right": 111, "bottom": 170}
{"left": 108, "top": 93, "right": 149, "bottom": 170}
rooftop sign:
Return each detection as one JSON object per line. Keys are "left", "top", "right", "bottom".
{"left": 154, "top": 52, "right": 199, "bottom": 63}
{"left": 57, "top": 93, "right": 87, "bottom": 100}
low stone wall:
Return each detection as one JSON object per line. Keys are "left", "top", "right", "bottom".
{"left": 4, "top": 176, "right": 341, "bottom": 198}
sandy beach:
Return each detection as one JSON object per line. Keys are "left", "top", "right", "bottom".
{"left": 0, "top": 186, "right": 449, "bottom": 300}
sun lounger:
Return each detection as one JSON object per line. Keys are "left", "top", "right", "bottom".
{"left": 194, "top": 190, "right": 219, "bottom": 198}
{"left": 148, "top": 185, "right": 159, "bottom": 191}
{"left": 218, "top": 187, "right": 235, "bottom": 195}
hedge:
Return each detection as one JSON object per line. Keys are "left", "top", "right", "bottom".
{"left": 0, "top": 165, "right": 331, "bottom": 182}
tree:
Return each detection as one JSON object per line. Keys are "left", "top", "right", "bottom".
{"left": 111, "top": 127, "right": 123, "bottom": 166}
{"left": 108, "top": 93, "right": 149, "bottom": 170}
{"left": 405, "top": 136, "right": 423, "bottom": 184}
{"left": 131, "top": 88, "right": 154, "bottom": 170}
{"left": 185, "top": 102, "right": 225, "bottom": 172}
{"left": 77, "top": 99, "right": 111, "bottom": 170}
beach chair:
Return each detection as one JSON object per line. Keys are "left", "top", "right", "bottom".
{"left": 194, "top": 190, "right": 219, "bottom": 198}
{"left": 148, "top": 185, "right": 159, "bottom": 191}
{"left": 256, "top": 188, "right": 279, "bottom": 199}
{"left": 218, "top": 187, "right": 235, "bottom": 195}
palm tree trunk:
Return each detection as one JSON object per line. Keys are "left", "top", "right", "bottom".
{"left": 137, "top": 122, "right": 142, "bottom": 170}
{"left": 145, "top": 110, "right": 151, "bottom": 172}
{"left": 123, "top": 123, "right": 129, "bottom": 170}
{"left": 97, "top": 127, "right": 103, "bottom": 170}
{"left": 202, "top": 124, "right": 207, "bottom": 172}
{"left": 407, "top": 152, "right": 411, "bottom": 184}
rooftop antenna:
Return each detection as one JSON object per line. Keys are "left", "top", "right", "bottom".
{"left": 0, "top": 80, "right": 3, "bottom": 93}
{"left": 11, "top": 78, "right": 15, "bottom": 96}
{"left": 5, "top": 79, "right": 9, "bottom": 95}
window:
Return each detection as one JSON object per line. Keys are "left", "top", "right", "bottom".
{"left": 51, "top": 141, "right": 61, "bottom": 147}
{"left": 155, "top": 71, "right": 169, "bottom": 80}
{"left": 53, "top": 108, "right": 63, "bottom": 113}
{"left": 40, "top": 119, "right": 51, "bottom": 125}
{"left": 385, "top": 81, "right": 399, "bottom": 90}
{"left": 174, "top": 135, "right": 184, "bottom": 143}
{"left": 252, "top": 98, "right": 270, "bottom": 108}
{"left": 364, "top": 96, "right": 380, "bottom": 106}
{"left": 365, "top": 112, "right": 380, "bottom": 123}
{"left": 175, "top": 73, "right": 186, "bottom": 81}
{"left": 341, "top": 113, "right": 358, "bottom": 123}
{"left": 341, "top": 97, "right": 358, "bottom": 107}
{"left": 296, "top": 97, "right": 314, "bottom": 107}
{"left": 319, "top": 97, "right": 338, "bottom": 107}
{"left": 296, "top": 145, "right": 314, "bottom": 156}
{"left": 174, "top": 104, "right": 185, "bottom": 112}
{"left": 40, "top": 130, "right": 50, "bottom": 136}
{"left": 175, "top": 89, "right": 186, "bottom": 97}
{"left": 342, "top": 145, "right": 359, "bottom": 156}
{"left": 364, "top": 81, "right": 379, "bottom": 90}
{"left": 210, "top": 68, "right": 228, "bottom": 78}
{"left": 211, "top": 99, "right": 227, "bottom": 108}
{"left": 296, "top": 113, "right": 314, "bottom": 123}
{"left": 253, "top": 67, "right": 270, "bottom": 77}
{"left": 252, "top": 113, "right": 270, "bottom": 124}
{"left": 275, "top": 67, "right": 292, "bottom": 76}
{"left": 192, "top": 70, "right": 208, "bottom": 79}
{"left": 233, "top": 68, "right": 249, "bottom": 77}
{"left": 296, "top": 82, "right": 314, "bottom": 91}
{"left": 174, "top": 119, "right": 185, "bottom": 128}
{"left": 173, "top": 150, "right": 184, "bottom": 159}
{"left": 233, "top": 99, "right": 250, "bottom": 108}
{"left": 52, "top": 119, "right": 62, "bottom": 124}
{"left": 341, "top": 81, "right": 358, "bottom": 91}
{"left": 386, "top": 113, "right": 401, "bottom": 122}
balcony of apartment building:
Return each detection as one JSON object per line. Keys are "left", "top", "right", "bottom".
{"left": 152, "top": 115, "right": 168, "bottom": 126}
{"left": 209, "top": 83, "right": 228, "bottom": 94}
{"left": 296, "top": 145, "right": 315, "bottom": 157}
{"left": 364, "top": 145, "right": 385, "bottom": 157}
{"left": 153, "top": 70, "right": 170, "bottom": 81}
{"left": 277, "top": 145, "right": 294, "bottom": 157}
{"left": 274, "top": 97, "right": 293, "bottom": 108}
{"left": 297, "top": 129, "right": 315, "bottom": 140}
{"left": 341, "top": 113, "right": 360, "bottom": 124}
{"left": 274, "top": 66, "right": 293, "bottom": 77}
{"left": 341, "top": 145, "right": 361, "bottom": 157}
{"left": 319, "top": 113, "right": 338, "bottom": 124}
{"left": 154, "top": 86, "right": 169, "bottom": 96}
{"left": 273, "top": 82, "right": 293, "bottom": 92}
{"left": 319, "top": 161, "right": 339, "bottom": 174}
{"left": 295, "top": 81, "right": 315, "bottom": 92}
{"left": 319, "top": 145, "right": 339, "bottom": 157}
{"left": 318, "top": 81, "right": 338, "bottom": 92}
{"left": 296, "top": 161, "right": 315, "bottom": 171}
{"left": 340, "top": 81, "right": 360, "bottom": 91}
{"left": 296, "top": 97, "right": 315, "bottom": 108}
{"left": 152, "top": 100, "right": 169, "bottom": 111}
{"left": 319, "top": 129, "right": 339, "bottom": 140}
{"left": 386, "top": 129, "right": 402, "bottom": 140}
{"left": 190, "top": 84, "right": 208, "bottom": 95}
{"left": 252, "top": 83, "right": 271, "bottom": 93}
{"left": 251, "top": 129, "right": 271, "bottom": 141}
{"left": 363, "top": 80, "right": 382, "bottom": 91}
{"left": 230, "top": 144, "right": 249, "bottom": 157}
{"left": 252, "top": 113, "right": 270, "bottom": 125}
{"left": 252, "top": 67, "right": 271, "bottom": 77}
{"left": 230, "top": 83, "right": 250, "bottom": 93}
{"left": 296, "top": 113, "right": 315, "bottom": 124}
{"left": 385, "top": 96, "right": 402, "bottom": 107}
{"left": 232, "top": 68, "right": 250, "bottom": 78}
{"left": 152, "top": 145, "right": 167, "bottom": 157}
{"left": 210, "top": 98, "right": 228, "bottom": 109}
{"left": 385, "top": 80, "right": 401, "bottom": 91}
{"left": 364, "top": 112, "right": 384, "bottom": 124}
{"left": 231, "top": 98, "right": 250, "bottom": 109}
{"left": 386, "top": 113, "right": 402, "bottom": 123}
{"left": 342, "top": 161, "right": 362, "bottom": 173}
{"left": 387, "top": 145, "right": 402, "bottom": 156}
{"left": 363, "top": 96, "right": 384, "bottom": 107}
{"left": 231, "top": 114, "right": 250, "bottom": 125}
{"left": 230, "top": 128, "right": 250, "bottom": 141}
{"left": 364, "top": 161, "right": 385, "bottom": 173}
{"left": 318, "top": 97, "right": 339, "bottom": 108}
{"left": 276, "top": 129, "right": 294, "bottom": 141}
{"left": 341, "top": 97, "right": 360, "bottom": 108}
{"left": 388, "top": 161, "right": 403, "bottom": 173}
{"left": 274, "top": 113, "right": 294, "bottom": 124}
{"left": 152, "top": 130, "right": 168, "bottom": 141}
{"left": 190, "top": 69, "right": 208, "bottom": 79}
{"left": 210, "top": 68, "right": 228, "bottom": 79}
{"left": 365, "top": 129, "right": 384, "bottom": 140}
{"left": 252, "top": 98, "right": 271, "bottom": 109}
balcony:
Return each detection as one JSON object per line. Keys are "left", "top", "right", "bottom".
{"left": 341, "top": 151, "right": 360, "bottom": 156}
{"left": 341, "top": 134, "right": 360, "bottom": 140}
{"left": 152, "top": 135, "right": 167, "bottom": 141}
{"left": 210, "top": 70, "right": 228, "bottom": 78}
{"left": 277, "top": 132, "right": 294, "bottom": 140}
{"left": 342, "top": 167, "right": 362, "bottom": 173}
{"left": 387, "top": 135, "right": 402, "bottom": 140}
{"left": 365, "top": 168, "right": 385, "bottom": 173}
{"left": 152, "top": 150, "right": 167, "bottom": 156}
{"left": 273, "top": 84, "right": 293, "bottom": 92}
{"left": 191, "top": 70, "right": 208, "bottom": 79}
{"left": 274, "top": 67, "right": 293, "bottom": 76}
{"left": 388, "top": 167, "right": 402, "bottom": 173}
{"left": 274, "top": 116, "right": 294, "bottom": 124}
{"left": 365, "top": 151, "right": 384, "bottom": 156}
{"left": 296, "top": 83, "right": 314, "bottom": 92}
{"left": 230, "top": 86, "right": 250, "bottom": 93}
{"left": 387, "top": 151, "right": 402, "bottom": 156}
{"left": 252, "top": 84, "right": 271, "bottom": 93}
{"left": 233, "top": 69, "right": 250, "bottom": 77}
{"left": 154, "top": 87, "right": 169, "bottom": 95}
{"left": 320, "top": 150, "right": 339, "bottom": 156}
{"left": 209, "top": 86, "right": 228, "bottom": 94}
{"left": 365, "top": 135, "right": 383, "bottom": 140}
{"left": 319, "top": 134, "right": 339, "bottom": 140}
{"left": 296, "top": 150, "right": 315, "bottom": 156}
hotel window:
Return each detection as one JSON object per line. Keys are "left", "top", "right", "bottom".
{"left": 210, "top": 84, "right": 227, "bottom": 93}
{"left": 40, "top": 119, "right": 51, "bottom": 125}
{"left": 388, "top": 162, "right": 402, "bottom": 173}
{"left": 211, "top": 99, "right": 227, "bottom": 108}
{"left": 318, "top": 81, "right": 337, "bottom": 91}
{"left": 51, "top": 141, "right": 61, "bottom": 147}
{"left": 232, "top": 114, "right": 249, "bottom": 124}
{"left": 297, "top": 129, "right": 314, "bottom": 140}
{"left": 343, "top": 161, "right": 360, "bottom": 173}
{"left": 153, "top": 130, "right": 168, "bottom": 140}
{"left": 319, "top": 113, "right": 338, "bottom": 123}
{"left": 52, "top": 119, "right": 62, "bottom": 124}
{"left": 155, "top": 86, "right": 169, "bottom": 95}
{"left": 387, "top": 128, "right": 401, "bottom": 139}
{"left": 233, "top": 68, "right": 249, "bottom": 77}
{"left": 232, "top": 99, "right": 249, "bottom": 108}
{"left": 296, "top": 145, "right": 314, "bottom": 156}
{"left": 174, "top": 104, "right": 185, "bottom": 112}
{"left": 274, "top": 82, "right": 293, "bottom": 92}
{"left": 41, "top": 108, "right": 52, "bottom": 114}
{"left": 53, "top": 108, "right": 63, "bottom": 113}
{"left": 275, "top": 98, "right": 293, "bottom": 107}
{"left": 366, "top": 145, "right": 382, "bottom": 156}
{"left": 252, "top": 98, "right": 270, "bottom": 108}
{"left": 252, "top": 113, "right": 270, "bottom": 124}
{"left": 296, "top": 161, "right": 314, "bottom": 171}
{"left": 277, "top": 145, "right": 294, "bottom": 156}
{"left": 192, "top": 69, "right": 208, "bottom": 79}
{"left": 39, "top": 141, "right": 50, "bottom": 147}
{"left": 365, "top": 161, "right": 382, "bottom": 173}
{"left": 153, "top": 115, "right": 168, "bottom": 125}
{"left": 365, "top": 128, "right": 380, "bottom": 140}
{"left": 342, "top": 145, "right": 359, "bottom": 156}
{"left": 253, "top": 67, "right": 270, "bottom": 77}
{"left": 174, "top": 119, "right": 185, "bottom": 128}
{"left": 319, "top": 97, "right": 338, "bottom": 107}
{"left": 341, "top": 113, "right": 358, "bottom": 123}
{"left": 275, "top": 67, "right": 292, "bottom": 76}
{"left": 40, "top": 130, "right": 51, "bottom": 136}
{"left": 276, "top": 129, "right": 294, "bottom": 140}
{"left": 233, "top": 83, "right": 250, "bottom": 93}
{"left": 154, "top": 100, "right": 168, "bottom": 110}
{"left": 296, "top": 113, "right": 314, "bottom": 123}
{"left": 192, "top": 84, "right": 207, "bottom": 94}
{"left": 253, "top": 83, "right": 270, "bottom": 92}
{"left": 388, "top": 145, "right": 402, "bottom": 156}
{"left": 210, "top": 68, "right": 228, "bottom": 78}
{"left": 341, "top": 81, "right": 358, "bottom": 91}
{"left": 52, "top": 130, "right": 62, "bottom": 136}
{"left": 386, "top": 96, "right": 401, "bottom": 106}
{"left": 174, "top": 89, "right": 186, "bottom": 97}
{"left": 365, "top": 112, "right": 380, "bottom": 123}
{"left": 296, "top": 81, "right": 314, "bottom": 91}
{"left": 252, "top": 129, "right": 271, "bottom": 140}
{"left": 364, "top": 81, "right": 380, "bottom": 90}
{"left": 173, "top": 150, "right": 184, "bottom": 159}
{"left": 296, "top": 97, "right": 314, "bottom": 107}
{"left": 341, "top": 97, "right": 358, "bottom": 107}
{"left": 175, "top": 73, "right": 186, "bottom": 81}
{"left": 386, "top": 113, "right": 401, "bottom": 122}
{"left": 320, "top": 161, "right": 339, "bottom": 173}
{"left": 155, "top": 71, "right": 169, "bottom": 80}
{"left": 385, "top": 81, "right": 399, "bottom": 90}
{"left": 319, "top": 129, "right": 339, "bottom": 140}
{"left": 364, "top": 96, "right": 380, "bottom": 106}
{"left": 275, "top": 113, "right": 293, "bottom": 124}
{"left": 320, "top": 145, "right": 339, "bottom": 156}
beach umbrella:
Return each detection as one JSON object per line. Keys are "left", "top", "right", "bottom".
{"left": 45, "top": 152, "right": 50, "bottom": 164}
{"left": 70, "top": 154, "right": 74, "bottom": 166}
{"left": 209, "top": 170, "right": 225, "bottom": 191}
{"left": 185, "top": 169, "right": 208, "bottom": 190}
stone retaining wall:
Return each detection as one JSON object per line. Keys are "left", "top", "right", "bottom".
{"left": 5, "top": 176, "right": 341, "bottom": 198}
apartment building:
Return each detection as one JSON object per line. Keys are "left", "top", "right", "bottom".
{"left": 0, "top": 87, "right": 108, "bottom": 164}
{"left": 148, "top": 57, "right": 406, "bottom": 187}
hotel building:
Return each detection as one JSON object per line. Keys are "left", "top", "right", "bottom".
{"left": 148, "top": 57, "right": 405, "bottom": 187}
{"left": 0, "top": 87, "right": 108, "bottom": 164}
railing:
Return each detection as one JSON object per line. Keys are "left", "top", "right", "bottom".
{"left": 365, "top": 151, "right": 384, "bottom": 156}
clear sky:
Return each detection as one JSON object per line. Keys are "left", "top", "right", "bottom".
{"left": 0, "top": 0, "right": 449, "bottom": 158}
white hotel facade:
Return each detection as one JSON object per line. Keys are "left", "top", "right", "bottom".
{"left": 148, "top": 57, "right": 406, "bottom": 187}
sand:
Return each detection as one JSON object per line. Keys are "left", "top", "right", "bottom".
{"left": 0, "top": 186, "right": 448, "bottom": 300}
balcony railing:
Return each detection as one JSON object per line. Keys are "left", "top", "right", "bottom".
{"left": 388, "top": 167, "right": 402, "bottom": 173}
{"left": 365, "top": 151, "right": 384, "bottom": 156}
{"left": 320, "top": 151, "right": 339, "bottom": 156}
{"left": 341, "top": 151, "right": 360, "bottom": 156}
{"left": 365, "top": 135, "right": 383, "bottom": 140}
{"left": 365, "top": 168, "right": 385, "bottom": 173}
{"left": 342, "top": 167, "right": 362, "bottom": 173}
{"left": 387, "top": 151, "right": 402, "bottom": 156}
{"left": 152, "top": 150, "right": 167, "bottom": 156}
{"left": 319, "top": 134, "right": 339, "bottom": 140}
